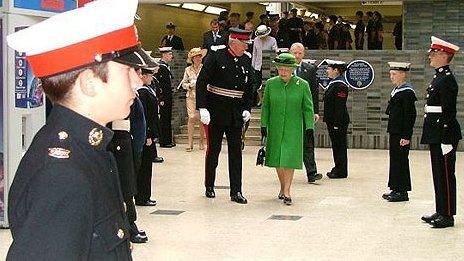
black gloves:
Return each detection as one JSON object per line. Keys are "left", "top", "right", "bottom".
{"left": 261, "top": 127, "right": 267, "bottom": 138}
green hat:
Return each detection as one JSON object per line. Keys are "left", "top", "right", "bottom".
{"left": 272, "top": 53, "right": 299, "bottom": 68}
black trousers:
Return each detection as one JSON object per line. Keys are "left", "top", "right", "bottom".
{"left": 388, "top": 134, "right": 412, "bottom": 192}
{"left": 303, "top": 129, "right": 318, "bottom": 176}
{"left": 205, "top": 124, "right": 242, "bottom": 196}
{"left": 108, "top": 131, "right": 139, "bottom": 236}
{"left": 327, "top": 123, "right": 348, "bottom": 177}
{"left": 135, "top": 143, "right": 155, "bottom": 203}
{"left": 429, "top": 143, "right": 458, "bottom": 216}
{"left": 159, "top": 100, "right": 173, "bottom": 145}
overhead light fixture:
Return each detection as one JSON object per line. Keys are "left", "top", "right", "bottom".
{"left": 204, "top": 6, "right": 227, "bottom": 15}
{"left": 259, "top": 2, "right": 270, "bottom": 5}
{"left": 165, "top": 4, "right": 181, "bottom": 7}
{"left": 182, "top": 3, "right": 206, "bottom": 12}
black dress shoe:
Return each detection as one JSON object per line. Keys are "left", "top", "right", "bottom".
{"left": 382, "top": 191, "right": 393, "bottom": 200}
{"left": 421, "top": 213, "right": 439, "bottom": 223}
{"left": 283, "top": 196, "right": 292, "bottom": 206}
{"left": 326, "top": 172, "right": 347, "bottom": 179}
{"left": 138, "top": 230, "right": 147, "bottom": 237}
{"left": 130, "top": 233, "right": 148, "bottom": 243}
{"left": 308, "top": 173, "right": 323, "bottom": 183}
{"left": 430, "top": 215, "right": 454, "bottom": 228}
{"left": 388, "top": 191, "right": 409, "bottom": 202}
{"left": 278, "top": 193, "right": 284, "bottom": 200}
{"left": 231, "top": 192, "right": 248, "bottom": 204}
{"left": 153, "top": 157, "right": 164, "bottom": 163}
{"left": 135, "top": 200, "right": 157, "bottom": 206}
{"left": 205, "top": 187, "right": 215, "bottom": 198}
{"left": 160, "top": 143, "right": 176, "bottom": 148}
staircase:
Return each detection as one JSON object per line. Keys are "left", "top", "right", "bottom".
{"left": 174, "top": 108, "right": 262, "bottom": 146}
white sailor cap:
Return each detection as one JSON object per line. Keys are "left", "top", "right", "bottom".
{"left": 326, "top": 59, "right": 346, "bottom": 70}
{"left": 159, "top": 47, "right": 173, "bottom": 53}
{"left": 429, "top": 36, "right": 459, "bottom": 54}
{"left": 7, "top": 0, "right": 143, "bottom": 78}
{"left": 275, "top": 48, "right": 289, "bottom": 54}
{"left": 388, "top": 62, "right": 411, "bottom": 71}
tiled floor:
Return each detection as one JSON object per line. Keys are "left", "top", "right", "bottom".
{"left": 1, "top": 146, "right": 463, "bottom": 260}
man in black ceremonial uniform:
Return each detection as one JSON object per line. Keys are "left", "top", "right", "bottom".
{"left": 420, "top": 36, "right": 461, "bottom": 228}
{"left": 290, "top": 43, "right": 323, "bottom": 183}
{"left": 155, "top": 47, "right": 176, "bottom": 148}
{"left": 324, "top": 60, "right": 350, "bottom": 179}
{"left": 196, "top": 28, "right": 254, "bottom": 204}
{"left": 6, "top": 0, "right": 143, "bottom": 259}
{"left": 160, "top": 22, "right": 185, "bottom": 50}
{"left": 382, "top": 62, "right": 417, "bottom": 202}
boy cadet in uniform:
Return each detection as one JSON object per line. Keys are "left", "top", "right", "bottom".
{"left": 382, "top": 62, "right": 417, "bottom": 202}
{"left": 6, "top": 0, "right": 145, "bottom": 259}
{"left": 421, "top": 36, "right": 461, "bottom": 228}
{"left": 196, "top": 28, "right": 254, "bottom": 204}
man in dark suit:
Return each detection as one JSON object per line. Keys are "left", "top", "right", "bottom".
{"left": 420, "top": 36, "right": 461, "bottom": 228}
{"left": 160, "top": 22, "right": 184, "bottom": 50}
{"left": 290, "top": 43, "right": 322, "bottom": 183}
{"left": 202, "top": 18, "right": 228, "bottom": 49}
{"left": 155, "top": 47, "right": 176, "bottom": 148}
{"left": 6, "top": 0, "right": 143, "bottom": 259}
{"left": 382, "top": 62, "right": 417, "bottom": 202}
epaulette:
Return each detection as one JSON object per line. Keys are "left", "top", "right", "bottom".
{"left": 210, "top": 45, "right": 226, "bottom": 51}
{"left": 244, "top": 51, "right": 252, "bottom": 58}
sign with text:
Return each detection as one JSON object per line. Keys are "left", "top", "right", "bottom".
{"left": 345, "top": 60, "right": 375, "bottom": 90}
{"left": 14, "top": 26, "right": 44, "bottom": 109}
{"left": 316, "top": 59, "right": 330, "bottom": 89}
{"left": 14, "top": 0, "right": 75, "bottom": 12}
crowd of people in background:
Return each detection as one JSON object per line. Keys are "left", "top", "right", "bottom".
{"left": 160, "top": 8, "right": 403, "bottom": 51}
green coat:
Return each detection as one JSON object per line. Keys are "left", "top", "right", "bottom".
{"left": 261, "top": 75, "right": 314, "bottom": 169}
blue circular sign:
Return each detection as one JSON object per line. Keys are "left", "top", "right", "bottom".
{"left": 344, "top": 60, "right": 375, "bottom": 90}
{"left": 316, "top": 60, "right": 330, "bottom": 89}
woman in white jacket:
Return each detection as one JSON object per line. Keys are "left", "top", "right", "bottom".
{"left": 182, "top": 48, "right": 207, "bottom": 151}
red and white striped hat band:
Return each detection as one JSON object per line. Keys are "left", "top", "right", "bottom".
{"left": 28, "top": 26, "right": 138, "bottom": 77}
{"left": 7, "top": 0, "right": 140, "bottom": 78}
{"left": 429, "top": 36, "right": 459, "bottom": 54}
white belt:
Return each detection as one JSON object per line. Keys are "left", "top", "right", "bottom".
{"left": 424, "top": 105, "right": 442, "bottom": 113}
{"left": 112, "top": 120, "right": 131, "bottom": 131}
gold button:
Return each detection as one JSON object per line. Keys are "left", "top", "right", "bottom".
{"left": 58, "top": 131, "right": 68, "bottom": 140}
{"left": 116, "top": 146, "right": 121, "bottom": 151}
{"left": 117, "top": 229, "right": 124, "bottom": 239}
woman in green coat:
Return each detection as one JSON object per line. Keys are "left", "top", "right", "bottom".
{"left": 260, "top": 53, "right": 314, "bottom": 205}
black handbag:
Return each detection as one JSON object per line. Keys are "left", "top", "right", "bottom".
{"left": 256, "top": 137, "right": 266, "bottom": 166}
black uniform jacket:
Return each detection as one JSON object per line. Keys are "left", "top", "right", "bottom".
{"left": 196, "top": 45, "right": 253, "bottom": 127}
{"left": 155, "top": 61, "right": 173, "bottom": 104}
{"left": 421, "top": 65, "right": 462, "bottom": 144}
{"left": 137, "top": 85, "right": 159, "bottom": 140}
{"left": 202, "top": 30, "right": 228, "bottom": 49}
{"left": 296, "top": 61, "right": 319, "bottom": 114}
{"left": 7, "top": 105, "right": 131, "bottom": 261}
{"left": 160, "top": 34, "right": 184, "bottom": 50}
{"left": 323, "top": 76, "right": 350, "bottom": 127}
{"left": 386, "top": 83, "right": 417, "bottom": 139}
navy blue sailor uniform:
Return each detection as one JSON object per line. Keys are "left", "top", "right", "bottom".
{"left": 386, "top": 83, "right": 417, "bottom": 192}
{"left": 323, "top": 75, "right": 350, "bottom": 178}
{"left": 421, "top": 65, "right": 461, "bottom": 217}
{"left": 155, "top": 60, "right": 174, "bottom": 147}
{"left": 196, "top": 44, "right": 254, "bottom": 196}
{"left": 7, "top": 105, "right": 132, "bottom": 260}
{"left": 135, "top": 84, "right": 159, "bottom": 204}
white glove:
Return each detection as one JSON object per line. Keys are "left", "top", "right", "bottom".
{"left": 242, "top": 110, "right": 251, "bottom": 123}
{"left": 441, "top": 144, "right": 453, "bottom": 155}
{"left": 199, "top": 108, "right": 210, "bottom": 125}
